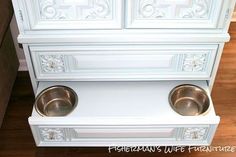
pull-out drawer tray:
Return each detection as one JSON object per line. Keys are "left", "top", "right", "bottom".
{"left": 29, "top": 81, "right": 220, "bottom": 147}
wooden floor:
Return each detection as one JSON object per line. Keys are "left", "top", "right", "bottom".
{"left": 1, "top": 25, "right": 236, "bottom": 157}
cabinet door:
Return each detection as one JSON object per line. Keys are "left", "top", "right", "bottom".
{"left": 126, "top": 0, "right": 228, "bottom": 29}
{"left": 21, "top": 0, "right": 122, "bottom": 30}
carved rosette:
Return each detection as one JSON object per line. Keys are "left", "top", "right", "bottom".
{"left": 39, "top": 0, "right": 112, "bottom": 20}
{"left": 183, "top": 127, "right": 207, "bottom": 140}
{"left": 138, "top": 0, "right": 210, "bottom": 19}
{"left": 39, "top": 128, "right": 66, "bottom": 142}
{"left": 40, "top": 55, "right": 65, "bottom": 73}
{"left": 182, "top": 54, "right": 207, "bottom": 72}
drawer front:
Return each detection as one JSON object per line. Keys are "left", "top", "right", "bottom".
{"left": 126, "top": 0, "right": 228, "bottom": 29}
{"left": 30, "top": 125, "right": 215, "bottom": 146}
{"left": 30, "top": 45, "right": 218, "bottom": 81}
{"left": 19, "top": 0, "right": 122, "bottom": 30}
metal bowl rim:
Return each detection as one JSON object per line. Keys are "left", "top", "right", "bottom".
{"left": 168, "top": 84, "right": 210, "bottom": 116}
{"left": 34, "top": 85, "right": 78, "bottom": 117}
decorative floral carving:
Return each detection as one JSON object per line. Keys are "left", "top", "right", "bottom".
{"left": 182, "top": 54, "right": 207, "bottom": 72}
{"left": 180, "top": 0, "right": 210, "bottom": 18}
{"left": 183, "top": 127, "right": 207, "bottom": 140}
{"left": 40, "top": 0, "right": 59, "bottom": 19}
{"left": 139, "top": 0, "right": 165, "bottom": 18}
{"left": 39, "top": 0, "right": 112, "bottom": 20}
{"left": 85, "top": 0, "right": 111, "bottom": 19}
{"left": 40, "top": 55, "right": 65, "bottom": 73}
{"left": 138, "top": 0, "right": 210, "bottom": 19}
{"left": 39, "top": 128, "right": 65, "bottom": 142}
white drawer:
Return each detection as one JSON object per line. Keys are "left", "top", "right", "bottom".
{"left": 29, "top": 81, "right": 219, "bottom": 146}
{"left": 32, "top": 125, "right": 214, "bottom": 146}
{"left": 14, "top": 0, "right": 122, "bottom": 30}
{"left": 30, "top": 45, "right": 218, "bottom": 81}
{"left": 126, "top": 0, "right": 233, "bottom": 29}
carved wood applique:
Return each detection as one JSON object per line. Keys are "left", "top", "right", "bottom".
{"left": 182, "top": 54, "right": 207, "bottom": 72}
{"left": 39, "top": 128, "right": 66, "bottom": 142}
{"left": 183, "top": 127, "right": 208, "bottom": 140}
{"left": 40, "top": 54, "right": 65, "bottom": 73}
{"left": 39, "top": 0, "right": 112, "bottom": 20}
{"left": 138, "top": 0, "right": 211, "bottom": 19}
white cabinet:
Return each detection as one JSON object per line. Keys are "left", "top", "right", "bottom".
{"left": 11, "top": 0, "right": 235, "bottom": 147}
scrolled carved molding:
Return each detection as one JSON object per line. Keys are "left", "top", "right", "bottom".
{"left": 180, "top": 0, "right": 210, "bottom": 18}
{"left": 40, "top": 0, "right": 60, "bottom": 19}
{"left": 138, "top": 0, "right": 211, "bottom": 19}
{"left": 86, "top": 0, "right": 111, "bottom": 19}
{"left": 139, "top": 0, "right": 165, "bottom": 18}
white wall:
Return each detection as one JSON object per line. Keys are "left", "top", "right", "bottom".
{"left": 232, "top": 6, "right": 236, "bottom": 22}
{"left": 10, "top": 15, "right": 27, "bottom": 71}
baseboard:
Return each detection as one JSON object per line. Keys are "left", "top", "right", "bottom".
{"left": 18, "top": 59, "right": 28, "bottom": 71}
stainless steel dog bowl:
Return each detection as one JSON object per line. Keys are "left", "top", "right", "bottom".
{"left": 35, "top": 86, "right": 78, "bottom": 116}
{"left": 169, "top": 85, "right": 210, "bottom": 116}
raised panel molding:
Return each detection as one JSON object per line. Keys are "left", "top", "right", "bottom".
{"left": 39, "top": 0, "right": 112, "bottom": 20}
{"left": 70, "top": 128, "right": 176, "bottom": 139}
{"left": 138, "top": 0, "right": 211, "bottom": 19}
{"left": 71, "top": 54, "right": 175, "bottom": 69}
